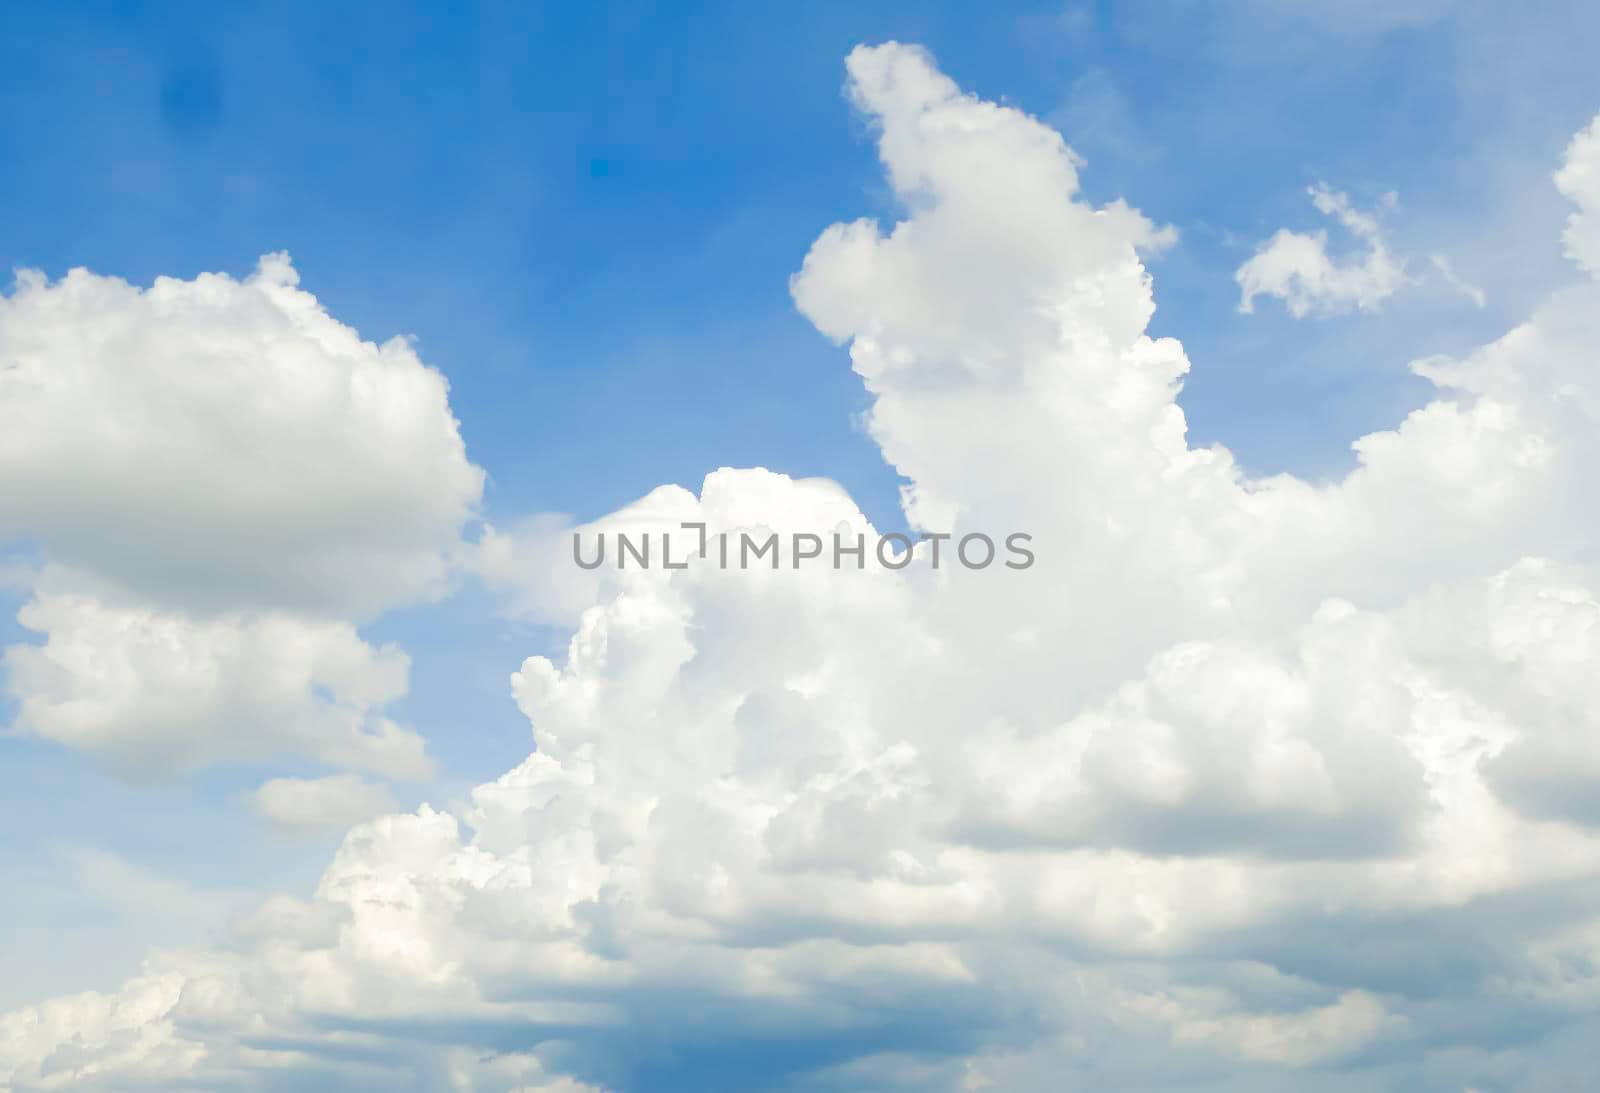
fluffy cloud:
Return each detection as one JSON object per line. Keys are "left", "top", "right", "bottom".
{"left": 7, "top": 40, "right": 1600, "bottom": 1093}
{"left": 6, "top": 580, "right": 425, "bottom": 779}
{"left": 0, "top": 253, "right": 481, "bottom": 617}
{"left": 0, "top": 253, "right": 483, "bottom": 776}
{"left": 1236, "top": 185, "right": 1487, "bottom": 317}
{"left": 1236, "top": 184, "right": 1411, "bottom": 317}
{"left": 1556, "top": 113, "right": 1600, "bottom": 275}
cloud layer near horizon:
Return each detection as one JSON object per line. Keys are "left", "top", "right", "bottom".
{"left": 8, "top": 41, "right": 1600, "bottom": 1092}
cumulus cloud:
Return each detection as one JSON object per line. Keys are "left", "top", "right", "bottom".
{"left": 8, "top": 41, "right": 1600, "bottom": 1093}
{"left": 1124, "top": 985, "right": 1393, "bottom": 1066}
{"left": 1237, "top": 187, "right": 1486, "bottom": 317}
{"left": 6, "top": 580, "right": 426, "bottom": 779}
{"left": 1556, "top": 113, "right": 1600, "bottom": 275}
{"left": 1236, "top": 184, "right": 1411, "bottom": 317}
{"left": 0, "top": 253, "right": 482, "bottom": 777}
{"left": 0, "top": 253, "right": 481, "bottom": 617}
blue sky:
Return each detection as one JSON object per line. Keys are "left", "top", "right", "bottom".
{"left": 7, "top": 4, "right": 1600, "bottom": 1088}
{"left": 8, "top": 1, "right": 1595, "bottom": 519}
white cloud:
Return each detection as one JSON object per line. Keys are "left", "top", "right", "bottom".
{"left": 7, "top": 40, "right": 1600, "bottom": 1093}
{"left": 1556, "top": 113, "right": 1600, "bottom": 275}
{"left": 1126, "top": 986, "right": 1393, "bottom": 1066}
{"left": 1238, "top": 188, "right": 1491, "bottom": 317}
{"left": 0, "top": 253, "right": 482, "bottom": 778}
{"left": 6, "top": 579, "right": 427, "bottom": 779}
{"left": 1430, "top": 253, "right": 1488, "bottom": 307}
{"left": 0, "top": 253, "right": 482, "bottom": 619}
{"left": 250, "top": 775, "right": 400, "bottom": 832}
{"left": 1236, "top": 184, "right": 1411, "bottom": 317}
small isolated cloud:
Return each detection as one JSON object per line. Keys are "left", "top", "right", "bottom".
{"left": 1237, "top": 187, "right": 1487, "bottom": 318}
{"left": 1429, "top": 253, "right": 1487, "bottom": 308}
{"left": 250, "top": 775, "right": 399, "bottom": 833}
{"left": 1236, "top": 184, "right": 1410, "bottom": 317}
